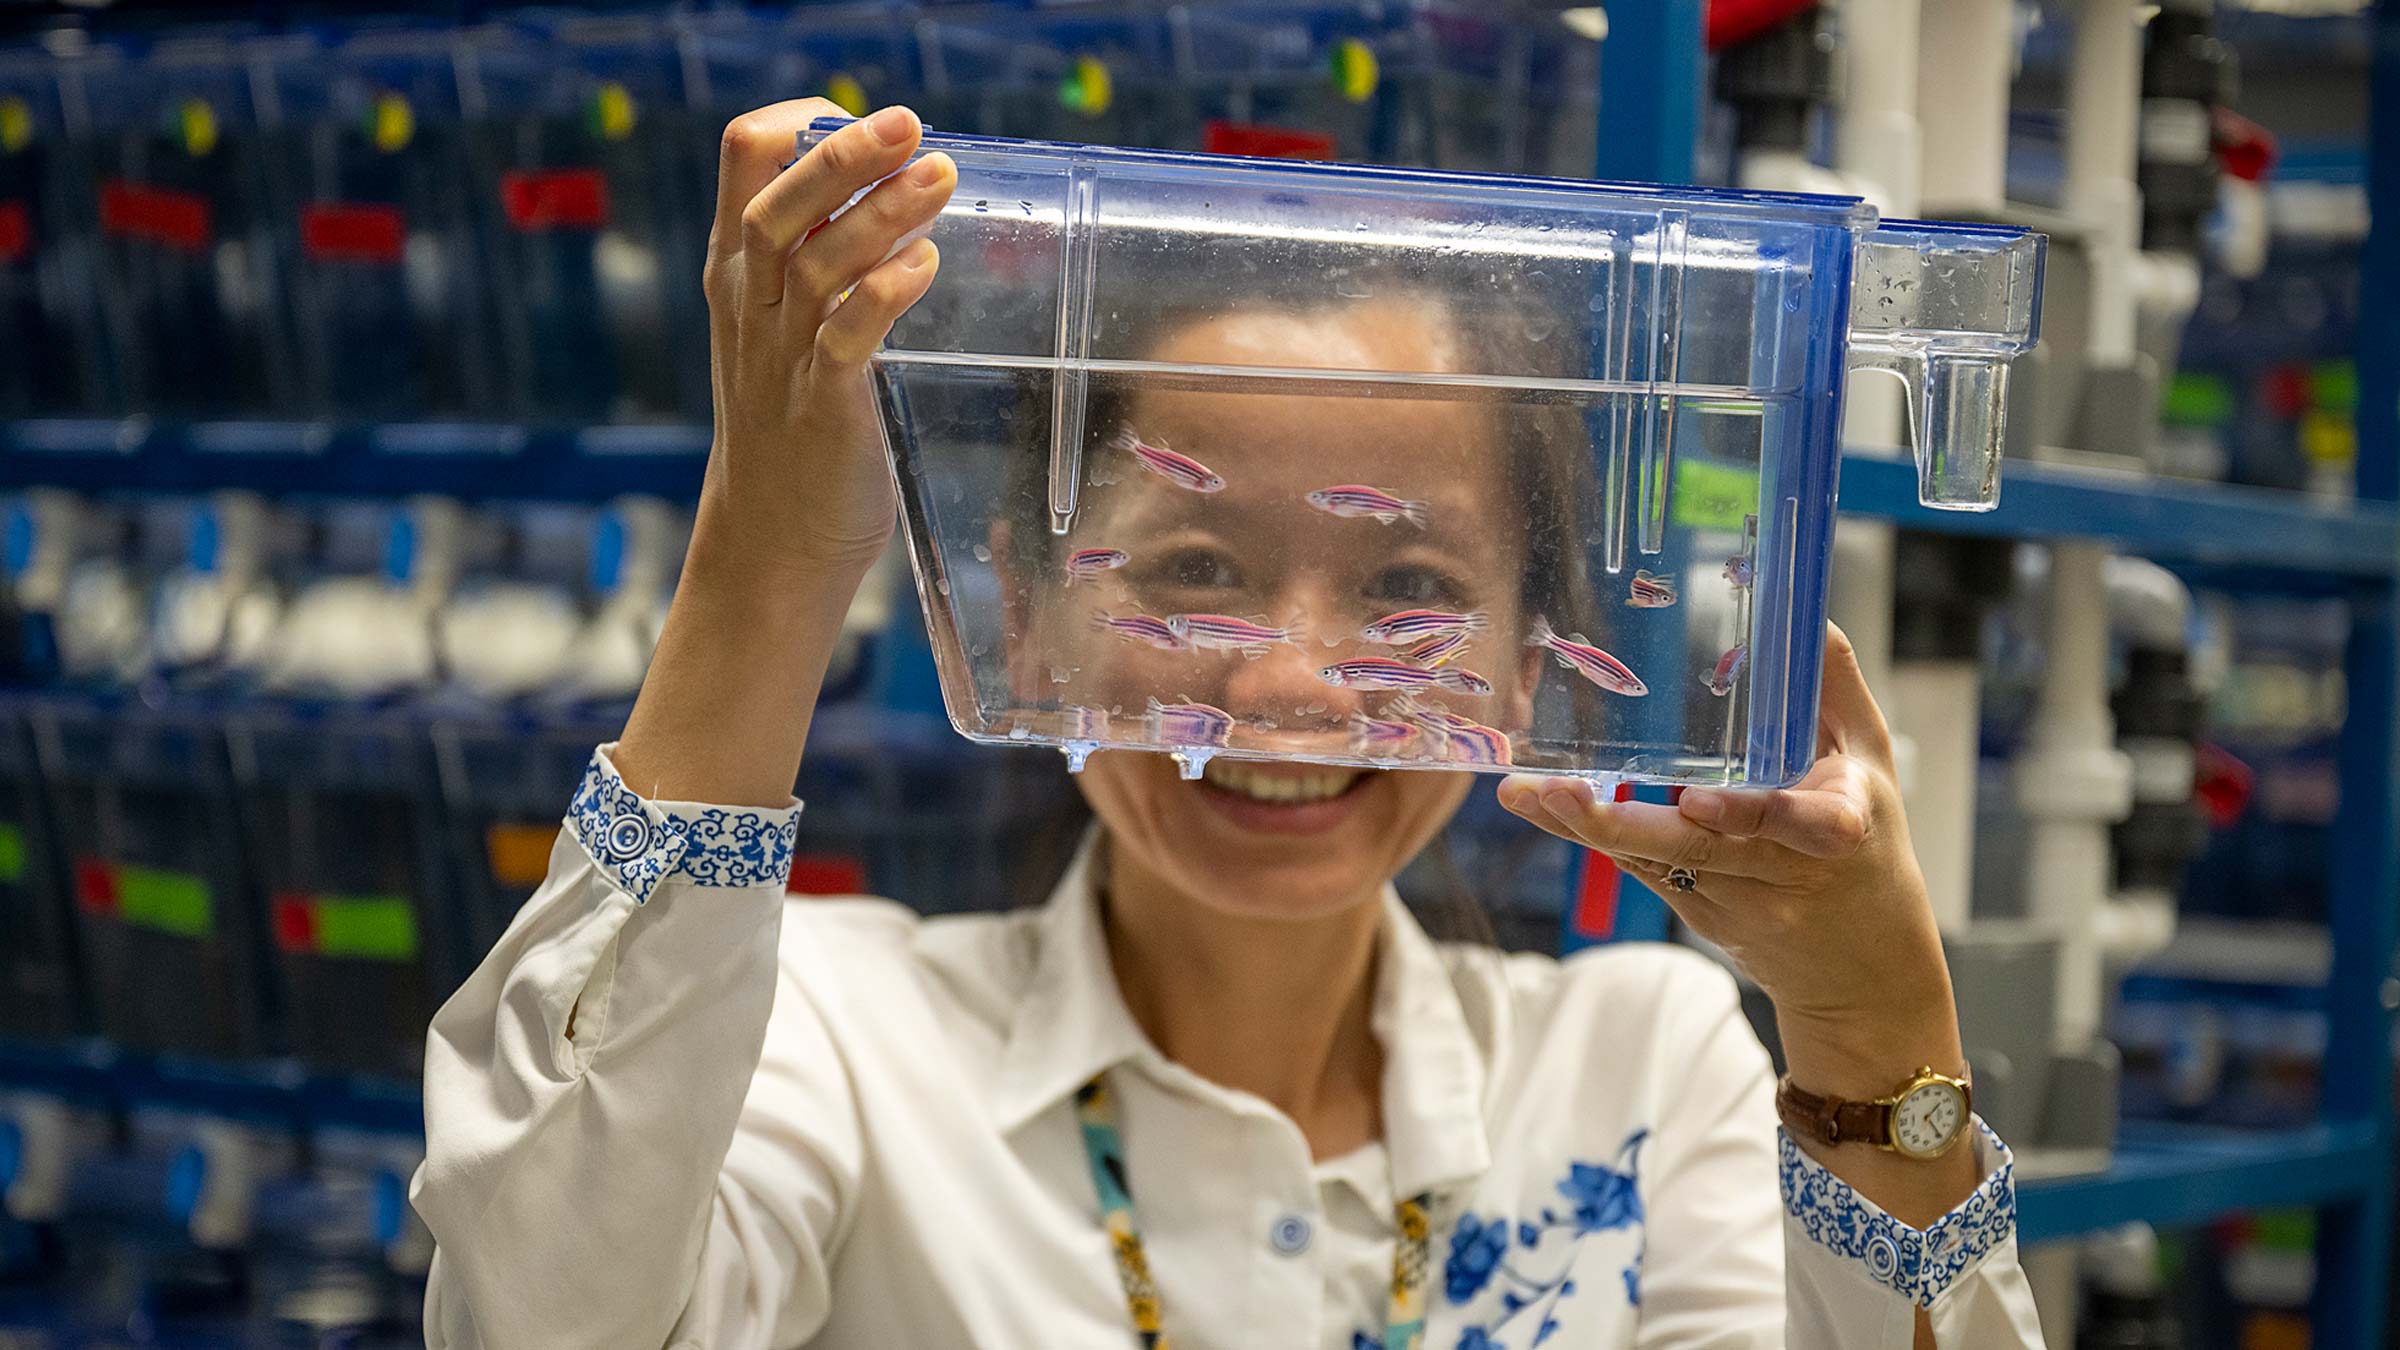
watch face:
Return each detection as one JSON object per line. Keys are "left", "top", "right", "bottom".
{"left": 1892, "top": 1081, "right": 1968, "bottom": 1158}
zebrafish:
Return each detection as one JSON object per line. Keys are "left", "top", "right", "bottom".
{"left": 1626, "top": 569, "right": 1679, "bottom": 609}
{"left": 1065, "top": 547, "right": 1130, "bottom": 583}
{"left": 1702, "top": 643, "right": 1748, "bottom": 697}
{"left": 1091, "top": 611, "right": 1190, "bottom": 651}
{"left": 1527, "top": 617, "right": 1647, "bottom": 697}
{"left": 1165, "top": 614, "right": 1300, "bottom": 654}
{"left": 1146, "top": 699, "right": 1233, "bottom": 746}
{"left": 1109, "top": 426, "right": 1226, "bottom": 493}
{"left": 1360, "top": 609, "right": 1489, "bottom": 644}
{"left": 1317, "top": 658, "right": 1491, "bottom": 695}
{"left": 1346, "top": 713, "right": 1422, "bottom": 752}
{"left": 1400, "top": 631, "right": 1471, "bottom": 667}
{"left": 1304, "top": 484, "right": 1429, "bottom": 527}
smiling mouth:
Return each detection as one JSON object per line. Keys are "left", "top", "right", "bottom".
{"left": 1199, "top": 757, "right": 1368, "bottom": 804}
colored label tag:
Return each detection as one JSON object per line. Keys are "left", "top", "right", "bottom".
{"left": 1202, "top": 121, "right": 1336, "bottom": 160}
{"left": 486, "top": 822, "right": 559, "bottom": 889}
{"left": 1330, "top": 39, "right": 1379, "bottom": 103}
{"left": 499, "top": 169, "right": 610, "bottom": 232}
{"left": 0, "top": 200, "right": 21, "bottom": 263}
{"left": 300, "top": 201, "right": 406, "bottom": 263}
{"left": 0, "top": 822, "right": 23, "bottom": 884}
{"left": 787, "top": 854, "right": 867, "bottom": 897}
{"left": 1669, "top": 458, "right": 1761, "bottom": 532}
{"left": 824, "top": 73, "right": 869, "bottom": 118}
{"left": 371, "top": 92, "right": 415, "bottom": 154}
{"left": 76, "top": 858, "right": 212, "bottom": 938}
{"left": 274, "top": 891, "right": 418, "bottom": 961}
{"left": 99, "top": 181, "right": 212, "bottom": 252}
{"left": 1057, "top": 55, "right": 1112, "bottom": 116}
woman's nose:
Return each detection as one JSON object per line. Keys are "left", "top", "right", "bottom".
{"left": 1226, "top": 585, "right": 1362, "bottom": 722}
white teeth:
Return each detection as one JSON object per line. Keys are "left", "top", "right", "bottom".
{"left": 1201, "top": 758, "right": 1361, "bottom": 804}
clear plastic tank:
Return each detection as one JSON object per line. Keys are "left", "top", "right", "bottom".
{"left": 813, "top": 124, "right": 2044, "bottom": 786}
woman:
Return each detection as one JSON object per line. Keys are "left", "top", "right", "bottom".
{"left": 414, "top": 102, "right": 2045, "bottom": 1349}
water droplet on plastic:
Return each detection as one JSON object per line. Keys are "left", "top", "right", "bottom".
{"left": 973, "top": 543, "right": 993, "bottom": 562}
{"left": 1172, "top": 748, "right": 1214, "bottom": 780}
{"left": 1006, "top": 724, "right": 1030, "bottom": 740}
{"left": 935, "top": 578, "right": 950, "bottom": 596}
{"left": 1049, "top": 665, "right": 1072, "bottom": 684}
{"left": 1062, "top": 741, "right": 1095, "bottom": 772}
{"left": 974, "top": 199, "right": 989, "bottom": 212}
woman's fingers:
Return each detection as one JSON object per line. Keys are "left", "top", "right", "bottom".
{"left": 729, "top": 106, "right": 925, "bottom": 309}
{"left": 1676, "top": 774, "right": 1873, "bottom": 861}
{"left": 1499, "top": 777, "right": 1778, "bottom": 878}
{"left": 1815, "top": 621, "right": 1896, "bottom": 767}
{"left": 814, "top": 240, "right": 941, "bottom": 370}
{"left": 711, "top": 97, "right": 852, "bottom": 256}
{"left": 785, "top": 152, "right": 956, "bottom": 317}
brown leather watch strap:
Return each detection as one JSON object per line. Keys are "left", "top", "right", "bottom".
{"left": 1775, "top": 1078, "right": 1894, "bottom": 1148}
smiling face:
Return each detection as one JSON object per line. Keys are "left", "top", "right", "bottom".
{"left": 1006, "top": 297, "right": 1552, "bottom": 921}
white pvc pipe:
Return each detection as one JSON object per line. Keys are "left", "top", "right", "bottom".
{"left": 2064, "top": 0, "right": 2145, "bottom": 364}
{"left": 1889, "top": 661, "right": 1981, "bottom": 931}
{"left": 2013, "top": 541, "right": 2135, "bottom": 1051}
{"left": 1914, "top": 0, "right": 2014, "bottom": 214}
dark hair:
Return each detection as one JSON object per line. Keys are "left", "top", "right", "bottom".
{"left": 990, "top": 259, "right": 1604, "bottom": 945}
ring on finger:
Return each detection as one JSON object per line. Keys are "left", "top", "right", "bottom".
{"left": 1663, "top": 865, "right": 1700, "bottom": 893}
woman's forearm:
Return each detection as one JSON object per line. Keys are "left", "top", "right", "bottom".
{"left": 612, "top": 513, "right": 875, "bottom": 808}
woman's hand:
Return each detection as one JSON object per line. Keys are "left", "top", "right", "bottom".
{"left": 698, "top": 100, "right": 956, "bottom": 576}
{"left": 615, "top": 102, "right": 954, "bottom": 808}
{"left": 1499, "top": 623, "right": 1959, "bottom": 1091}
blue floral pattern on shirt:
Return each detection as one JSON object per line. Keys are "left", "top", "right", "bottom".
{"left": 1779, "top": 1120, "right": 2016, "bottom": 1308}
{"left": 566, "top": 749, "right": 800, "bottom": 904}
{"left": 1422, "top": 1128, "right": 1648, "bottom": 1350}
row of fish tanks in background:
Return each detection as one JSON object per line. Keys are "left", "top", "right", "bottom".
{"left": 0, "top": 0, "right": 1598, "bottom": 428}
{"left": 0, "top": 482, "right": 1597, "bottom": 1345}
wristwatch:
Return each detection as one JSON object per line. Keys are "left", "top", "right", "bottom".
{"left": 1776, "top": 1066, "right": 1973, "bottom": 1161}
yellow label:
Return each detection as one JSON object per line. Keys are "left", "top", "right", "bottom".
{"left": 1331, "top": 39, "right": 1379, "bottom": 103}
{"left": 370, "top": 91, "right": 415, "bottom": 153}
{"left": 178, "top": 97, "right": 218, "bottom": 157}
{"left": 1058, "top": 55, "right": 1112, "bottom": 116}
{"left": 0, "top": 97, "right": 31, "bottom": 155}
{"left": 486, "top": 823, "right": 559, "bottom": 889}
{"left": 590, "top": 80, "right": 638, "bottom": 142}
{"left": 825, "top": 72, "right": 869, "bottom": 118}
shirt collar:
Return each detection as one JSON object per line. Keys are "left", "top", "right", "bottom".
{"left": 990, "top": 835, "right": 1492, "bottom": 1201}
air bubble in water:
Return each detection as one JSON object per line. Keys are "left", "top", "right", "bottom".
{"left": 973, "top": 544, "right": 993, "bottom": 562}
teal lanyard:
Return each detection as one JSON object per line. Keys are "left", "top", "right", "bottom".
{"left": 1074, "top": 1075, "right": 1433, "bottom": 1350}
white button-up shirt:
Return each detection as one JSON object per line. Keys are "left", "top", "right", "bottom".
{"left": 414, "top": 747, "right": 2047, "bottom": 1349}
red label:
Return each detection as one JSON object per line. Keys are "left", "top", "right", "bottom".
{"left": 99, "top": 181, "right": 212, "bottom": 252}
{"left": 787, "top": 854, "right": 868, "bottom": 897}
{"left": 300, "top": 202, "right": 406, "bottom": 263}
{"left": 72, "top": 858, "right": 118, "bottom": 915}
{"left": 499, "top": 169, "right": 610, "bottom": 231}
{"left": 1202, "top": 120, "right": 1337, "bottom": 161}
{"left": 1569, "top": 850, "right": 1620, "bottom": 939}
{"left": 0, "top": 201, "right": 28, "bottom": 263}
{"left": 272, "top": 893, "right": 318, "bottom": 953}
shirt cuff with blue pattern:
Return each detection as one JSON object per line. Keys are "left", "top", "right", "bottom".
{"left": 564, "top": 744, "right": 802, "bottom": 905}
{"left": 1778, "top": 1118, "right": 2017, "bottom": 1309}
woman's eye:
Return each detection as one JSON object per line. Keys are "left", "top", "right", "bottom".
{"left": 1365, "top": 564, "right": 1463, "bottom": 608}
{"left": 1153, "top": 548, "right": 1242, "bottom": 590}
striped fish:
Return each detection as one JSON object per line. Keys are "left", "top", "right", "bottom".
{"left": 1437, "top": 718, "right": 1514, "bottom": 766}
{"left": 1165, "top": 614, "right": 1299, "bottom": 654}
{"left": 1065, "top": 547, "right": 1130, "bottom": 583}
{"left": 1091, "top": 611, "right": 1190, "bottom": 651}
{"left": 1400, "top": 631, "right": 1471, "bottom": 667}
{"left": 1317, "top": 658, "right": 1491, "bottom": 695}
{"left": 1346, "top": 712, "right": 1422, "bottom": 753}
{"left": 1146, "top": 699, "right": 1233, "bottom": 747}
{"left": 1701, "top": 643, "right": 1748, "bottom": 697}
{"left": 1110, "top": 426, "right": 1225, "bottom": 494}
{"left": 1360, "top": 609, "right": 1488, "bottom": 644}
{"left": 1305, "top": 484, "right": 1429, "bottom": 528}
{"left": 1625, "top": 569, "right": 1678, "bottom": 609}
{"left": 1528, "top": 618, "right": 1647, "bottom": 697}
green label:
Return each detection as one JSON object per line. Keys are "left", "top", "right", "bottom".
{"left": 0, "top": 822, "right": 23, "bottom": 885}
{"left": 117, "top": 865, "right": 213, "bottom": 939}
{"left": 1670, "top": 459, "right": 1762, "bottom": 532}
{"left": 313, "top": 894, "right": 419, "bottom": 962}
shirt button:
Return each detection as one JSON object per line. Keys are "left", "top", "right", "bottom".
{"left": 1268, "top": 1214, "right": 1313, "bottom": 1256}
